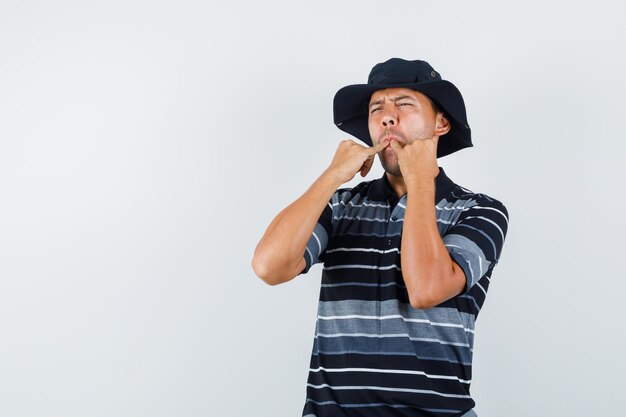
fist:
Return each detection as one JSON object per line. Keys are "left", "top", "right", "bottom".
{"left": 327, "top": 139, "right": 388, "bottom": 184}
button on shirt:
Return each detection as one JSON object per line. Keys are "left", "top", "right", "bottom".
{"left": 299, "top": 167, "right": 509, "bottom": 417}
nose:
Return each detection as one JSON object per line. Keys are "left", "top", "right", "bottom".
{"left": 381, "top": 109, "right": 397, "bottom": 127}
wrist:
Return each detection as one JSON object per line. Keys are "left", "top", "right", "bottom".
{"left": 322, "top": 167, "right": 347, "bottom": 187}
{"left": 405, "top": 174, "right": 435, "bottom": 191}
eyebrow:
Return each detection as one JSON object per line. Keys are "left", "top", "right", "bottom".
{"left": 369, "top": 95, "right": 416, "bottom": 109}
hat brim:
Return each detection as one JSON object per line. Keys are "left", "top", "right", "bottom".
{"left": 333, "top": 80, "right": 473, "bottom": 158}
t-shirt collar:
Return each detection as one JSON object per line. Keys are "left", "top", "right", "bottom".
{"left": 370, "top": 167, "right": 455, "bottom": 206}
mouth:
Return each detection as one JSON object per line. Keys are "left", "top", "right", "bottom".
{"left": 381, "top": 135, "right": 403, "bottom": 145}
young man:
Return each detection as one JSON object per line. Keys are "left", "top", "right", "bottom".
{"left": 252, "top": 58, "right": 509, "bottom": 417}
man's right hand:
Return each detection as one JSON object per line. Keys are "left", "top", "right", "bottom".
{"left": 327, "top": 139, "right": 388, "bottom": 184}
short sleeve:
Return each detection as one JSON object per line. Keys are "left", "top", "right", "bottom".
{"left": 298, "top": 194, "right": 336, "bottom": 275}
{"left": 443, "top": 196, "right": 509, "bottom": 292}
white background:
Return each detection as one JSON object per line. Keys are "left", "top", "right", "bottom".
{"left": 1, "top": 1, "right": 625, "bottom": 416}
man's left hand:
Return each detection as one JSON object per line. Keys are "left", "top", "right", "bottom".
{"left": 388, "top": 137, "right": 439, "bottom": 182}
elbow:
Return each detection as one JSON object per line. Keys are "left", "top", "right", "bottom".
{"left": 407, "top": 278, "right": 438, "bottom": 310}
{"left": 251, "top": 251, "right": 298, "bottom": 286}
{"left": 251, "top": 255, "right": 281, "bottom": 286}
{"left": 405, "top": 261, "right": 459, "bottom": 309}
{"left": 409, "top": 294, "right": 437, "bottom": 310}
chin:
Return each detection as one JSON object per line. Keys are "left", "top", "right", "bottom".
{"left": 382, "top": 163, "right": 402, "bottom": 177}
{"left": 379, "top": 156, "right": 400, "bottom": 177}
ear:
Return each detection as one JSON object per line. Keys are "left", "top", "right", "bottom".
{"left": 435, "top": 113, "right": 451, "bottom": 136}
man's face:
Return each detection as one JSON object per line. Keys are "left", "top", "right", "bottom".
{"left": 367, "top": 87, "right": 448, "bottom": 177}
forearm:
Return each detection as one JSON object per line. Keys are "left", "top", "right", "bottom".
{"left": 402, "top": 177, "right": 456, "bottom": 308}
{"left": 252, "top": 168, "right": 343, "bottom": 280}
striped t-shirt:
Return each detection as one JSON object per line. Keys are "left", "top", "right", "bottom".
{"left": 299, "top": 166, "right": 509, "bottom": 417}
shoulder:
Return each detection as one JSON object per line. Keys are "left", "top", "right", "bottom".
{"left": 453, "top": 182, "right": 507, "bottom": 209}
{"left": 445, "top": 183, "right": 509, "bottom": 226}
{"left": 332, "top": 179, "right": 377, "bottom": 203}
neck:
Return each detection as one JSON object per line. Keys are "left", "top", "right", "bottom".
{"left": 386, "top": 172, "right": 407, "bottom": 198}
{"left": 385, "top": 167, "right": 440, "bottom": 198}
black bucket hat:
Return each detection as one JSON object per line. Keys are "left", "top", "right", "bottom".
{"left": 333, "top": 58, "right": 473, "bottom": 158}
